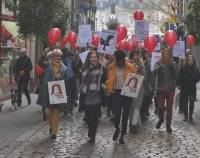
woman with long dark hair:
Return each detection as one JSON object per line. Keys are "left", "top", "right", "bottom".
{"left": 106, "top": 49, "right": 136, "bottom": 144}
{"left": 80, "top": 49, "right": 106, "bottom": 143}
{"left": 179, "top": 55, "right": 199, "bottom": 122}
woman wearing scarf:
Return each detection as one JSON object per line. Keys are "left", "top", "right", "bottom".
{"left": 106, "top": 49, "right": 136, "bottom": 144}
{"left": 80, "top": 49, "right": 106, "bottom": 143}
{"left": 179, "top": 55, "right": 199, "bottom": 122}
{"left": 154, "top": 48, "right": 178, "bottom": 134}
{"left": 37, "top": 49, "right": 69, "bottom": 139}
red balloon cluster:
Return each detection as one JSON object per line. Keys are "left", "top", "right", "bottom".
{"left": 116, "top": 25, "right": 128, "bottom": 43}
{"left": 186, "top": 35, "right": 195, "bottom": 47}
{"left": 144, "top": 35, "right": 157, "bottom": 53}
{"left": 165, "top": 30, "right": 177, "bottom": 48}
{"left": 48, "top": 28, "right": 61, "bottom": 45}
{"left": 92, "top": 34, "right": 100, "bottom": 48}
{"left": 133, "top": 10, "right": 144, "bottom": 20}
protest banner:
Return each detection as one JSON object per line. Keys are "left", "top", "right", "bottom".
{"left": 151, "top": 52, "right": 161, "bottom": 71}
{"left": 79, "top": 50, "right": 90, "bottom": 64}
{"left": 135, "top": 20, "right": 149, "bottom": 40}
{"left": 48, "top": 80, "right": 67, "bottom": 105}
{"left": 97, "top": 29, "right": 117, "bottom": 54}
{"left": 77, "top": 25, "right": 92, "bottom": 47}
{"left": 173, "top": 40, "right": 185, "bottom": 58}
{"left": 121, "top": 73, "right": 144, "bottom": 98}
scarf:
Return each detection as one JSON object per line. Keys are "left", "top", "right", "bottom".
{"left": 81, "top": 64, "right": 101, "bottom": 92}
{"left": 51, "top": 60, "right": 61, "bottom": 75}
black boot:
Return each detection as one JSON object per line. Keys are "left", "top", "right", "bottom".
{"left": 166, "top": 125, "right": 172, "bottom": 134}
{"left": 113, "top": 128, "right": 120, "bottom": 141}
{"left": 183, "top": 114, "right": 188, "bottom": 121}
{"left": 189, "top": 114, "right": 193, "bottom": 122}
{"left": 119, "top": 135, "right": 125, "bottom": 144}
{"left": 156, "top": 120, "right": 163, "bottom": 129}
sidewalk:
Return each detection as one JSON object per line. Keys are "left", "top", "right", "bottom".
{"left": 0, "top": 94, "right": 45, "bottom": 152}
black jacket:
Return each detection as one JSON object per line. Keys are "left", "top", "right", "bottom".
{"left": 179, "top": 64, "right": 200, "bottom": 95}
{"left": 13, "top": 55, "right": 33, "bottom": 80}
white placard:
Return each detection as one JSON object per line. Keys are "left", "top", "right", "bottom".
{"left": 173, "top": 41, "right": 185, "bottom": 58}
{"left": 79, "top": 50, "right": 90, "bottom": 64}
{"left": 77, "top": 25, "right": 92, "bottom": 47}
{"left": 121, "top": 73, "right": 144, "bottom": 98}
{"left": 48, "top": 80, "right": 67, "bottom": 105}
{"left": 135, "top": 20, "right": 149, "bottom": 40}
{"left": 97, "top": 29, "right": 117, "bottom": 55}
{"left": 151, "top": 52, "right": 161, "bottom": 71}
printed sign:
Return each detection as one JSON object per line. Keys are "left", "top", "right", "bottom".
{"left": 79, "top": 50, "right": 90, "bottom": 64}
{"left": 151, "top": 52, "right": 161, "bottom": 71}
{"left": 173, "top": 41, "right": 185, "bottom": 58}
{"left": 135, "top": 20, "right": 149, "bottom": 40}
{"left": 77, "top": 25, "right": 92, "bottom": 47}
{"left": 97, "top": 29, "right": 117, "bottom": 54}
{"left": 121, "top": 73, "right": 144, "bottom": 98}
{"left": 48, "top": 80, "right": 67, "bottom": 105}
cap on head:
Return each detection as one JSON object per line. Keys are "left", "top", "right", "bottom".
{"left": 19, "top": 48, "right": 27, "bottom": 56}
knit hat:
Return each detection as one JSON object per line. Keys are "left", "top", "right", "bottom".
{"left": 51, "top": 49, "right": 63, "bottom": 56}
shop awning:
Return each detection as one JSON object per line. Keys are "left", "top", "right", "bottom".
{"left": 2, "top": 21, "right": 18, "bottom": 38}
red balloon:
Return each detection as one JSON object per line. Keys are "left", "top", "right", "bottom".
{"left": 35, "top": 65, "right": 44, "bottom": 77}
{"left": 144, "top": 35, "right": 157, "bottom": 53}
{"left": 48, "top": 28, "right": 61, "bottom": 45}
{"left": 92, "top": 34, "right": 100, "bottom": 48}
{"left": 67, "top": 31, "right": 77, "bottom": 47}
{"left": 116, "top": 25, "right": 128, "bottom": 43}
{"left": 186, "top": 35, "right": 195, "bottom": 47}
{"left": 61, "top": 36, "right": 68, "bottom": 48}
{"left": 117, "top": 40, "right": 127, "bottom": 50}
{"left": 165, "top": 30, "right": 177, "bottom": 48}
{"left": 133, "top": 10, "right": 144, "bottom": 20}
{"left": 127, "top": 41, "right": 136, "bottom": 52}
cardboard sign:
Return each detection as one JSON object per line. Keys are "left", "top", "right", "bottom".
{"left": 79, "top": 50, "right": 90, "bottom": 64}
{"left": 97, "top": 29, "right": 117, "bottom": 55}
{"left": 173, "top": 41, "right": 185, "bottom": 58}
{"left": 151, "top": 52, "right": 161, "bottom": 71}
{"left": 48, "top": 80, "right": 67, "bottom": 105}
{"left": 121, "top": 73, "right": 144, "bottom": 98}
{"left": 135, "top": 20, "right": 149, "bottom": 40}
{"left": 77, "top": 25, "right": 92, "bottom": 47}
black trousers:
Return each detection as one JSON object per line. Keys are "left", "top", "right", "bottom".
{"left": 85, "top": 104, "right": 100, "bottom": 139}
{"left": 111, "top": 90, "right": 132, "bottom": 136}
{"left": 182, "top": 94, "right": 195, "bottom": 116}
{"left": 17, "top": 78, "right": 31, "bottom": 105}
{"left": 140, "top": 93, "right": 153, "bottom": 117}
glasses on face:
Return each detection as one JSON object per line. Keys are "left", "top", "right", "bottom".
{"left": 53, "top": 54, "right": 62, "bottom": 58}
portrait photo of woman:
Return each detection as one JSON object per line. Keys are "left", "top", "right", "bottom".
{"left": 51, "top": 83, "right": 64, "bottom": 103}
{"left": 125, "top": 77, "right": 138, "bottom": 93}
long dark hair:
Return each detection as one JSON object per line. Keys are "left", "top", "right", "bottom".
{"left": 82, "top": 49, "right": 99, "bottom": 71}
{"left": 114, "top": 49, "right": 126, "bottom": 68}
{"left": 126, "top": 77, "right": 138, "bottom": 88}
{"left": 186, "top": 55, "right": 196, "bottom": 66}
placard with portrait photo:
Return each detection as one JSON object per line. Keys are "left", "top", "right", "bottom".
{"left": 121, "top": 73, "right": 144, "bottom": 98}
{"left": 48, "top": 80, "right": 67, "bottom": 105}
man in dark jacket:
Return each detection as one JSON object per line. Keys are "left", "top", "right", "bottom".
{"left": 179, "top": 55, "right": 200, "bottom": 122}
{"left": 13, "top": 48, "right": 33, "bottom": 107}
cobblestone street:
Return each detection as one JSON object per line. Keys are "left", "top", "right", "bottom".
{"left": 1, "top": 93, "right": 200, "bottom": 158}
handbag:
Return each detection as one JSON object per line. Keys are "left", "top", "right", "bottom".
{"left": 84, "top": 90, "right": 101, "bottom": 105}
{"left": 34, "top": 87, "right": 40, "bottom": 95}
